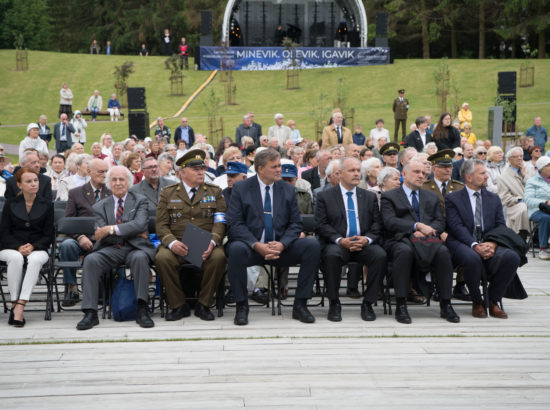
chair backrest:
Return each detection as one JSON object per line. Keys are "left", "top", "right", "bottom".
{"left": 148, "top": 216, "right": 156, "bottom": 235}
{"left": 54, "top": 200, "right": 67, "bottom": 210}
{"left": 54, "top": 208, "right": 66, "bottom": 223}
{"left": 301, "top": 214, "right": 316, "bottom": 234}
{"left": 51, "top": 190, "right": 57, "bottom": 200}
{"left": 56, "top": 217, "right": 97, "bottom": 235}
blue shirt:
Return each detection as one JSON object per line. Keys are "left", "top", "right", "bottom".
{"left": 179, "top": 126, "right": 190, "bottom": 144}
{"left": 108, "top": 98, "right": 120, "bottom": 109}
{"left": 526, "top": 124, "right": 548, "bottom": 153}
{"left": 353, "top": 132, "right": 365, "bottom": 146}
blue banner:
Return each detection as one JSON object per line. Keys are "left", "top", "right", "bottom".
{"left": 199, "top": 46, "right": 390, "bottom": 71}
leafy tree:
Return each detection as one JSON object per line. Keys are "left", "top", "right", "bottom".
{"left": 0, "top": 0, "right": 53, "bottom": 50}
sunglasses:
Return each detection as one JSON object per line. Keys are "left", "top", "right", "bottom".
{"left": 477, "top": 152, "right": 487, "bottom": 155}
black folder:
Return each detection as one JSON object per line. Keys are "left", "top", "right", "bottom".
{"left": 182, "top": 222, "right": 213, "bottom": 267}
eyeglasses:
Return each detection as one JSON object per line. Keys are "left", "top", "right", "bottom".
{"left": 477, "top": 152, "right": 487, "bottom": 155}
{"left": 142, "top": 165, "right": 159, "bottom": 170}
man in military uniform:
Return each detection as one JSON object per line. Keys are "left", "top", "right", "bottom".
{"left": 422, "top": 149, "right": 470, "bottom": 301}
{"left": 392, "top": 89, "right": 409, "bottom": 142}
{"left": 155, "top": 149, "right": 227, "bottom": 321}
{"left": 380, "top": 142, "right": 401, "bottom": 169}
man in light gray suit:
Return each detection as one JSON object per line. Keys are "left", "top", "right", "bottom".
{"left": 77, "top": 166, "right": 156, "bottom": 330}
{"left": 130, "top": 157, "right": 174, "bottom": 209}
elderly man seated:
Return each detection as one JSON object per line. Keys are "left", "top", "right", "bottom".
{"left": 76, "top": 166, "right": 156, "bottom": 330}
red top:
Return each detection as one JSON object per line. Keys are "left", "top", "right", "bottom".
{"left": 179, "top": 44, "right": 188, "bottom": 56}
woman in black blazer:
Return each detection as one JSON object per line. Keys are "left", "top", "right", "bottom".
{"left": 0, "top": 168, "right": 54, "bottom": 327}
{"left": 432, "top": 112, "right": 461, "bottom": 150}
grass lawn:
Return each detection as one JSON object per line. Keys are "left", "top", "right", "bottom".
{"left": 1, "top": 49, "right": 549, "bottom": 162}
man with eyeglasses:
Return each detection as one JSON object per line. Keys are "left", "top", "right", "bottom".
{"left": 130, "top": 157, "right": 174, "bottom": 209}
{"left": 61, "top": 159, "right": 111, "bottom": 306}
{"left": 474, "top": 146, "right": 488, "bottom": 164}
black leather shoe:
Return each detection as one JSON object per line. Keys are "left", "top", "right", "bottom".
{"left": 136, "top": 306, "right": 155, "bottom": 328}
{"left": 76, "top": 310, "right": 99, "bottom": 330}
{"left": 346, "top": 288, "right": 361, "bottom": 299}
{"left": 62, "top": 291, "right": 80, "bottom": 307}
{"left": 440, "top": 304, "right": 460, "bottom": 323}
{"left": 224, "top": 289, "right": 235, "bottom": 304}
{"left": 250, "top": 288, "right": 269, "bottom": 304}
{"left": 453, "top": 282, "right": 472, "bottom": 301}
{"left": 327, "top": 301, "right": 342, "bottom": 322}
{"left": 361, "top": 301, "right": 376, "bottom": 321}
{"left": 234, "top": 304, "right": 249, "bottom": 326}
{"left": 166, "top": 304, "right": 191, "bottom": 321}
{"left": 292, "top": 305, "right": 315, "bottom": 323}
{"left": 195, "top": 303, "right": 215, "bottom": 321}
{"left": 395, "top": 304, "right": 412, "bottom": 324}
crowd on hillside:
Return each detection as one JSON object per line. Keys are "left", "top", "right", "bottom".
{"left": 0, "top": 96, "right": 549, "bottom": 330}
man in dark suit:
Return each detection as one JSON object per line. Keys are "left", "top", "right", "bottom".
{"left": 404, "top": 116, "right": 433, "bottom": 152}
{"left": 4, "top": 151, "right": 52, "bottom": 201}
{"left": 226, "top": 148, "right": 320, "bottom": 325}
{"left": 235, "top": 114, "right": 261, "bottom": 147}
{"left": 315, "top": 157, "right": 386, "bottom": 322}
{"left": 53, "top": 113, "right": 75, "bottom": 154}
{"left": 173, "top": 117, "right": 194, "bottom": 147}
{"left": 381, "top": 159, "right": 460, "bottom": 324}
{"left": 445, "top": 159, "right": 521, "bottom": 319}
{"left": 302, "top": 150, "right": 332, "bottom": 190}
{"left": 76, "top": 166, "right": 156, "bottom": 330}
{"left": 59, "top": 159, "right": 111, "bottom": 306}
{"left": 38, "top": 115, "right": 52, "bottom": 144}
{"left": 129, "top": 157, "right": 174, "bottom": 209}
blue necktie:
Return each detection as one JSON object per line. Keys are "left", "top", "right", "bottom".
{"left": 346, "top": 191, "right": 358, "bottom": 237}
{"left": 411, "top": 190, "right": 420, "bottom": 222}
{"left": 264, "top": 186, "right": 273, "bottom": 242}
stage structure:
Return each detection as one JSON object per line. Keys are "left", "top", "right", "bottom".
{"left": 222, "top": 0, "right": 367, "bottom": 48}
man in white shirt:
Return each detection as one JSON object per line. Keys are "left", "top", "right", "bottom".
{"left": 369, "top": 119, "right": 390, "bottom": 147}
{"left": 267, "top": 113, "right": 292, "bottom": 147}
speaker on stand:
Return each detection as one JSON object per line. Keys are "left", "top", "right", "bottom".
{"left": 375, "top": 12, "right": 388, "bottom": 48}
{"left": 127, "top": 87, "right": 149, "bottom": 140}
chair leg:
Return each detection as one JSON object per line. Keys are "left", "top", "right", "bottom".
{"left": 0, "top": 274, "right": 8, "bottom": 313}
{"left": 44, "top": 268, "right": 53, "bottom": 321}
{"left": 216, "top": 275, "right": 224, "bottom": 318}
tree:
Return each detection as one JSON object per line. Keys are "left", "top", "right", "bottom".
{"left": 0, "top": 0, "right": 53, "bottom": 50}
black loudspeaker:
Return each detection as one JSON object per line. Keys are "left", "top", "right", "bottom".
{"left": 127, "top": 87, "right": 146, "bottom": 110}
{"left": 498, "top": 71, "right": 517, "bottom": 95}
{"left": 200, "top": 10, "right": 213, "bottom": 46}
{"left": 376, "top": 12, "right": 388, "bottom": 37}
{"left": 128, "top": 112, "right": 150, "bottom": 140}
{"left": 375, "top": 38, "right": 388, "bottom": 47}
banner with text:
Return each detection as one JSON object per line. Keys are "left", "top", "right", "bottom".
{"left": 199, "top": 46, "right": 390, "bottom": 71}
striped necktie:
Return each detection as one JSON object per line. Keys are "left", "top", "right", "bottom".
{"left": 115, "top": 198, "right": 124, "bottom": 225}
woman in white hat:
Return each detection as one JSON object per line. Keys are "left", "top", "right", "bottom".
{"left": 18, "top": 123, "right": 49, "bottom": 161}
{"left": 70, "top": 110, "right": 87, "bottom": 146}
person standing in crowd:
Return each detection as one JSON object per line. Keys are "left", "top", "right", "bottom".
{"left": 353, "top": 125, "right": 366, "bottom": 146}
{"left": 369, "top": 119, "right": 390, "bottom": 147}
{"left": 526, "top": 116, "right": 548, "bottom": 154}
{"left": 287, "top": 120, "right": 302, "bottom": 145}
{"left": 107, "top": 94, "right": 121, "bottom": 122}
{"left": 392, "top": 89, "right": 409, "bottom": 142}
{"left": 155, "top": 117, "right": 171, "bottom": 143}
{"left": 174, "top": 117, "right": 194, "bottom": 147}
{"left": 105, "top": 40, "right": 112, "bottom": 55}
{"left": 178, "top": 37, "right": 189, "bottom": 70}
{"left": 59, "top": 82, "right": 73, "bottom": 119}
{"left": 458, "top": 103, "right": 472, "bottom": 130}
{"left": 162, "top": 28, "right": 172, "bottom": 56}
{"left": 432, "top": 112, "right": 461, "bottom": 150}
{"left": 235, "top": 115, "right": 260, "bottom": 147}
{"left": 87, "top": 90, "right": 103, "bottom": 122}
{"left": 90, "top": 39, "right": 100, "bottom": 54}
{"left": 268, "top": 113, "right": 292, "bottom": 147}
{"left": 70, "top": 111, "right": 87, "bottom": 147}
{"left": 524, "top": 156, "right": 550, "bottom": 260}
{"left": 0, "top": 168, "right": 54, "bottom": 327}
{"left": 38, "top": 115, "right": 52, "bottom": 144}
{"left": 404, "top": 116, "right": 432, "bottom": 152}
{"left": 322, "top": 111, "right": 352, "bottom": 148}
{"left": 19, "top": 123, "right": 49, "bottom": 161}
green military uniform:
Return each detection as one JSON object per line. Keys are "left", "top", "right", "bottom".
{"left": 422, "top": 178, "right": 464, "bottom": 215}
{"left": 155, "top": 151, "right": 227, "bottom": 309}
{"left": 392, "top": 89, "right": 409, "bottom": 142}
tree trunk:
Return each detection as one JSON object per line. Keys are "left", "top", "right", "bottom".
{"left": 420, "top": 0, "right": 430, "bottom": 58}
{"left": 539, "top": 30, "right": 546, "bottom": 59}
{"left": 478, "top": 0, "right": 485, "bottom": 59}
{"left": 451, "top": 27, "right": 457, "bottom": 58}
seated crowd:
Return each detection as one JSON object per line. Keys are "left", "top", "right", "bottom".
{"left": 0, "top": 110, "right": 548, "bottom": 330}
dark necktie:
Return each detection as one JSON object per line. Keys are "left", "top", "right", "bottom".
{"left": 441, "top": 182, "right": 447, "bottom": 196}
{"left": 264, "top": 186, "right": 273, "bottom": 242}
{"left": 115, "top": 198, "right": 124, "bottom": 225}
{"left": 411, "top": 190, "right": 420, "bottom": 222}
{"left": 346, "top": 192, "right": 358, "bottom": 237}
{"left": 190, "top": 187, "right": 197, "bottom": 202}
{"left": 94, "top": 189, "right": 101, "bottom": 202}
{"left": 474, "top": 191, "right": 482, "bottom": 230}
{"left": 61, "top": 124, "right": 65, "bottom": 139}
{"left": 336, "top": 126, "right": 342, "bottom": 143}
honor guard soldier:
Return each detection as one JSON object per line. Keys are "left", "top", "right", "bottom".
{"left": 155, "top": 149, "right": 227, "bottom": 321}
{"left": 392, "top": 89, "right": 409, "bottom": 142}
{"left": 422, "top": 149, "right": 470, "bottom": 301}
{"left": 379, "top": 142, "right": 400, "bottom": 169}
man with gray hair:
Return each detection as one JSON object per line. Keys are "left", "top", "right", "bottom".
{"left": 322, "top": 111, "right": 352, "bottom": 148}
{"left": 130, "top": 157, "right": 174, "bottom": 209}
{"left": 235, "top": 114, "right": 261, "bottom": 147}
{"left": 77, "top": 165, "right": 156, "bottom": 330}
{"left": 267, "top": 113, "right": 291, "bottom": 146}
{"left": 446, "top": 159, "right": 521, "bottom": 319}
{"left": 86, "top": 90, "right": 103, "bottom": 121}
{"left": 302, "top": 149, "right": 333, "bottom": 190}
{"left": 4, "top": 151, "right": 52, "bottom": 200}
{"left": 312, "top": 159, "right": 340, "bottom": 209}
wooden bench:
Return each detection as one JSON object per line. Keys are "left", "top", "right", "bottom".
{"left": 81, "top": 109, "right": 124, "bottom": 119}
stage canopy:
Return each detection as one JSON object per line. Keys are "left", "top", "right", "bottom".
{"left": 221, "top": 0, "right": 368, "bottom": 48}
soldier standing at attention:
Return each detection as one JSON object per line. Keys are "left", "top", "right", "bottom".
{"left": 393, "top": 89, "right": 409, "bottom": 142}
{"left": 155, "top": 150, "right": 227, "bottom": 322}
{"left": 422, "top": 149, "right": 470, "bottom": 302}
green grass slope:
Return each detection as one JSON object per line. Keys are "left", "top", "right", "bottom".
{"left": 1, "top": 50, "right": 549, "bottom": 157}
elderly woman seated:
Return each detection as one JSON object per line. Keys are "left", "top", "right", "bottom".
{"left": 359, "top": 157, "right": 382, "bottom": 190}
{"left": 497, "top": 147, "right": 530, "bottom": 236}
{"left": 0, "top": 168, "right": 54, "bottom": 327}
{"left": 486, "top": 146, "right": 505, "bottom": 193}
{"left": 525, "top": 157, "right": 550, "bottom": 260}
{"left": 369, "top": 166, "right": 401, "bottom": 207}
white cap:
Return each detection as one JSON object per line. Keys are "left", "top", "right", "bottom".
{"left": 27, "top": 123, "right": 39, "bottom": 134}
{"left": 453, "top": 147, "right": 463, "bottom": 155}
{"left": 536, "top": 156, "right": 550, "bottom": 171}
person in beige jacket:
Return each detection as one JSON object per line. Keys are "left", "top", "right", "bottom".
{"left": 322, "top": 111, "right": 352, "bottom": 148}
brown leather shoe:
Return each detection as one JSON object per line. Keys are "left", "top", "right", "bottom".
{"left": 472, "top": 301, "right": 488, "bottom": 318}
{"left": 489, "top": 301, "right": 508, "bottom": 319}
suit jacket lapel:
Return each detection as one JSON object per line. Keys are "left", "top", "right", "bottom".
{"left": 252, "top": 176, "right": 264, "bottom": 224}
{"left": 481, "top": 188, "right": 492, "bottom": 229}
{"left": 398, "top": 187, "right": 417, "bottom": 221}
{"left": 105, "top": 196, "right": 116, "bottom": 225}
{"left": 356, "top": 188, "right": 366, "bottom": 233}
{"left": 123, "top": 192, "right": 136, "bottom": 221}
{"left": 460, "top": 188, "right": 474, "bottom": 230}
{"left": 82, "top": 182, "right": 95, "bottom": 208}
{"left": 332, "top": 186, "right": 346, "bottom": 223}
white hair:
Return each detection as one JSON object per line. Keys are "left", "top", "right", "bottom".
{"left": 422, "top": 142, "right": 437, "bottom": 154}
{"left": 75, "top": 153, "right": 93, "bottom": 167}
{"left": 505, "top": 146, "right": 523, "bottom": 161}
{"left": 274, "top": 113, "right": 284, "bottom": 120}
{"left": 105, "top": 166, "right": 134, "bottom": 190}
{"left": 361, "top": 157, "right": 382, "bottom": 179}
{"left": 377, "top": 166, "right": 400, "bottom": 187}
{"left": 325, "top": 159, "right": 340, "bottom": 177}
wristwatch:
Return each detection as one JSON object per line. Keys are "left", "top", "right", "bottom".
{"left": 109, "top": 226, "right": 114, "bottom": 235}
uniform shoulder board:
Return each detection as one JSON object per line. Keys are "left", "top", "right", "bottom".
{"left": 451, "top": 180, "right": 464, "bottom": 186}
{"left": 164, "top": 183, "right": 179, "bottom": 191}
{"left": 205, "top": 181, "right": 221, "bottom": 189}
